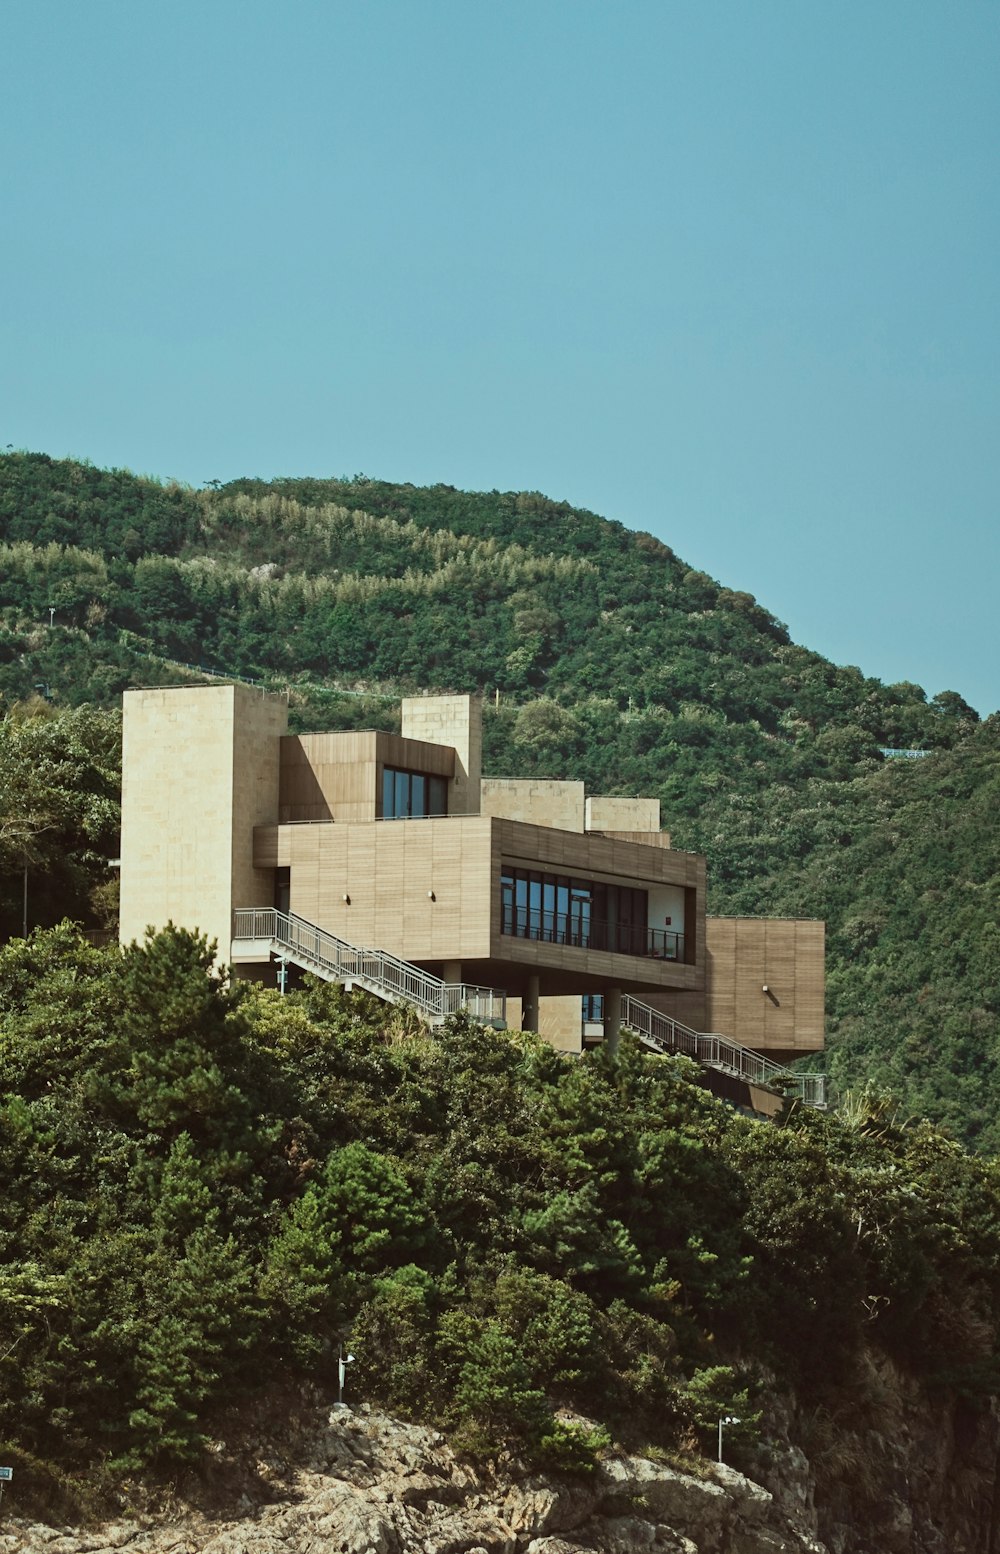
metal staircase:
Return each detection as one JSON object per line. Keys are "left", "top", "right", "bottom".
{"left": 231, "top": 910, "right": 824, "bottom": 1108}
{"left": 620, "top": 994, "right": 827, "bottom": 1109}
{"left": 231, "top": 908, "right": 507, "bottom": 1028}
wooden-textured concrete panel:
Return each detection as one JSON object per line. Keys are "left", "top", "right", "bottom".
{"left": 706, "top": 917, "right": 825, "bottom": 1058}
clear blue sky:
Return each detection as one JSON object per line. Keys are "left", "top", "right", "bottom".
{"left": 2, "top": 1, "right": 997, "bottom": 712}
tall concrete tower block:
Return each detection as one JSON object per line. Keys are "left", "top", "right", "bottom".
{"left": 119, "top": 684, "right": 288, "bottom": 961}
{"left": 400, "top": 694, "right": 482, "bottom": 814}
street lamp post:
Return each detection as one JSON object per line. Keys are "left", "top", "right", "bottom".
{"left": 718, "top": 1415, "right": 741, "bottom": 1464}
{"left": 337, "top": 1344, "right": 355, "bottom": 1407}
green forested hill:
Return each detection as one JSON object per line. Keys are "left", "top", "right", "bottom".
{"left": 0, "top": 451, "right": 997, "bottom": 1144}
{"left": 3, "top": 924, "right": 1000, "bottom": 1492}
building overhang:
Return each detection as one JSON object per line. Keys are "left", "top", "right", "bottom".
{"left": 251, "top": 813, "right": 706, "bottom": 1001}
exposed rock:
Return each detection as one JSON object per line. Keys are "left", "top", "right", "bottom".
{"left": 526, "top": 1542, "right": 596, "bottom": 1554}
{"left": 598, "top": 1451, "right": 730, "bottom": 1530}
{"left": 501, "top": 1482, "right": 596, "bottom": 1537}
{"left": 2, "top": 1379, "right": 998, "bottom": 1554}
{"left": 0, "top": 1405, "right": 817, "bottom": 1554}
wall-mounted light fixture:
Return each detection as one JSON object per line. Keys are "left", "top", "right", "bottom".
{"left": 762, "top": 984, "right": 769, "bottom": 994}
{"left": 343, "top": 893, "right": 351, "bottom": 904}
{"left": 427, "top": 890, "right": 436, "bottom": 901}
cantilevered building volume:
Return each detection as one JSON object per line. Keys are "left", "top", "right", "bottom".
{"left": 119, "top": 684, "right": 826, "bottom": 1113}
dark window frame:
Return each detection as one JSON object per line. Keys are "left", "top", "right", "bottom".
{"left": 499, "top": 865, "right": 684, "bottom": 961}
{"left": 381, "top": 765, "right": 449, "bottom": 820}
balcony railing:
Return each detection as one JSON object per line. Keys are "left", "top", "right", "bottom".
{"left": 501, "top": 907, "right": 684, "bottom": 961}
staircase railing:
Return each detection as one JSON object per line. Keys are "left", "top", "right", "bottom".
{"left": 232, "top": 908, "right": 506, "bottom": 1026}
{"left": 231, "top": 911, "right": 823, "bottom": 1105}
{"left": 620, "top": 994, "right": 826, "bottom": 1108}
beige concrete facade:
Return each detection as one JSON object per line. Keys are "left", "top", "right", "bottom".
{"left": 585, "top": 795, "right": 660, "bottom": 834}
{"left": 645, "top": 917, "right": 825, "bottom": 1060}
{"left": 705, "top": 917, "right": 825, "bottom": 1062}
{"left": 279, "top": 731, "right": 454, "bottom": 824}
{"left": 118, "top": 684, "right": 825, "bottom": 1065}
{"left": 119, "top": 684, "right": 287, "bottom": 958}
{"left": 480, "top": 786, "right": 665, "bottom": 842}
{"left": 252, "top": 813, "right": 703, "bottom": 1001}
{"left": 522, "top": 994, "right": 592, "bottom": 1053}
{"left": 401, "top": 694, "right": 481, "bottom": 815}
{"left": 481, "top": 778, "right": 585, "bottom": 832}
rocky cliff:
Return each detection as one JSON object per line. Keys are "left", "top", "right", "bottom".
{"left": 0, "top": 1404, "right": 822, "bottom": 1554}
{"left": 2, "top": 1366, "right": 997, "bottom": 1554}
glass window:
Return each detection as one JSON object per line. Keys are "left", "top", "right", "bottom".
{"left": 501, "top": 871, "right": 514, "bottom": 935}
{"left": 528, "top": 875, "right": 542, "bottom": 939}
{"left": 515, "top": 874, "right": 528, "bottom": 936}
{"left": 556, "top": 881, "right": 569, "bottom": 944}
{"left": 382, "top": 766, "right": 449, "bottom": 819}
{"left": 570, "top": 884, "right": 591, "bottom": 947}
{"left": 542, "top": 880, "right": 556, "bottom": 942}
{"left": 500, "top": 867, "right": 655, "bottom": 958}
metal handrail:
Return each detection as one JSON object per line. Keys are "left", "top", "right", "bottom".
{"left": 502, "top": 909, "right": 684, "bottom": 961}
{"left": 232, "top": 908, "right": 506, "bottom": 1025}
{"left": 620, "top": 994, "right": 826, "bottom": 1108}
{"left": 230, "top": 910, "right": 822, "bottom": 1105}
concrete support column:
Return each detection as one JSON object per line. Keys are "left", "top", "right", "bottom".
{"left": 442, "top": 961, "right": 463, "bottom": 986}
{"left": 603, "top": 985, "right": 623, "bottom": 1056}
{"left": 522, "top": 974, "right": 541, "bottom": 1033}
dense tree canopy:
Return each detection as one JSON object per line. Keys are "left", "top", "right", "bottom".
{"left": 2, "top": 926, "right": 1000, "bottom": 1487}
{"left": 0, "top": 698, "right": 119, "bottom": 937}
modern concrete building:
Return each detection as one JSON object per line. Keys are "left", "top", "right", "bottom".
{"left": 119, "top": 684, "right": 826, "bottom": 1107}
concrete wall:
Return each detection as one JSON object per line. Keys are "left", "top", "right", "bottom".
{"left": 401, "top": 694, "right": 482, "bottom": 814}
{"left": 481, "top": 787, "right": 665, "bottom": 841}
{"left": 120, "top": 684, "right": 286, "bottom": 960}
{"left": 280, "top": 732, "right": 378, "bottom": 823}
{"left": 647, "top": 883, "right": 688, "bottom": 948}
{"left": 632, "top": 919, "right": 825, "bottom": 1060}
{"left": 279, "top": 732, "right": 454, "bottom": 823}
{"left": 585, "top": 795, "right": 660, "bottom": 833}
{"left": 594, "top": 829, "right": 672, "bottom": 849}
{"left": 507, "top": 994, "right": 583, "bottom": 1052}
{"left": 256, "top": 815, "right": 496, "bottom": 966}
{"left": 645, "top": 984, "right": 710, "bottom": 1031}
{"left": 254, "top": 813, "right": 705, "bottom": 1000}
{"left": 480, "top": 778, "right": 585, "bottom": 832}
{"left": 232, "top": 690, "right": 288, "bottom": 921}
{"left": 704, "top": 917, "right": 825, "bottom": 1060}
